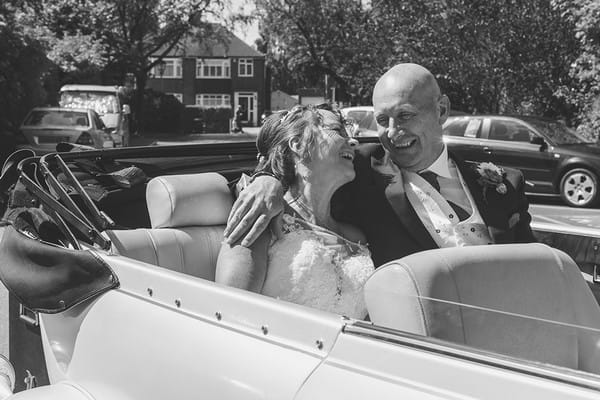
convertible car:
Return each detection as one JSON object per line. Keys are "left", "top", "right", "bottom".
{"left": 1, "top": 140, "right": 600, "bottom": 399}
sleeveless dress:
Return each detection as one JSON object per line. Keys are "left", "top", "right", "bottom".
{"left": 261, "top": 210, "right": 375, "bottom": 319}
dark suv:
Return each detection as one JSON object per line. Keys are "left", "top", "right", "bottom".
{"left": 443, "top": 115, "right": 600, "bottom": 208}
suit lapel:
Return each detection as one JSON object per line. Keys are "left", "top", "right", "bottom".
{"left": 370, "top": 149, "right": 437, "bottom": 250}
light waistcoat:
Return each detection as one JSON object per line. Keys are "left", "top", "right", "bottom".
{"left": 402, "top": 163, "right": 493, "bottom": 248}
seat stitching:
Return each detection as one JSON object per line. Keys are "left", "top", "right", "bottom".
{"left": 547, "top": 243, "right": 581, "bottom": 368}
{"left": 173, "top": 230, "right": 185, "bottom": 273}
{"left": 439, "top": 253, "right": 467, "bottom": 344}
{"left": 205, "top": 228, "right": 215, "bottom": 280}
{"left": 400, "top": 262, "right": 430, "bottom": 336}
{"left": 144, "top": 230, "right": 160, "bottom": 266}
{"left": 155, "top": 178, "right": 175, "bottom": 227}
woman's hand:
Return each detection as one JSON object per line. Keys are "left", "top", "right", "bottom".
{"left": 224, "top": 175, "right": 284, "bottom": 246}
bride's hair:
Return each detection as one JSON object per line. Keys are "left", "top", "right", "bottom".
{"left": 255, "top": 105, "right": 328, "bottom": 188}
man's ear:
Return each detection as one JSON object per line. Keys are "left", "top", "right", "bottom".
{"left": 438, "top": 95, "right": 450, "bottom": 124}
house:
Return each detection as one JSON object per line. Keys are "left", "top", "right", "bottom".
{"left": 146, "top": 26, "right": 267, "bottom": 128}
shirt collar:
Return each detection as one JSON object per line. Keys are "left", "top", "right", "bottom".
{"left": 421, "top": 145, "right": 452, "bottom": 179}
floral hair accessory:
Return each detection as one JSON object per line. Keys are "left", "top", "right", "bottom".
{"left": 475, "top": 162, "right": 507, "bottom": 202}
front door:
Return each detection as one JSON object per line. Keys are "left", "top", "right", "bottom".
{"left": 234, "top": 92, "right": 258, "bottom": 126}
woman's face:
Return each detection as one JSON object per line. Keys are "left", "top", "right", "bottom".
{"left": 304, "top": 110, "right": 357, "bottom": 183}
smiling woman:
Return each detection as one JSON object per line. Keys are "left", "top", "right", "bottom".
{"left": 215, "top": 104, "right": 372, "bottom": 318}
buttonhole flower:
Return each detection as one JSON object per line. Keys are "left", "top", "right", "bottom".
{"left": 475, "top": 162, "right": 507, "bottom": 202}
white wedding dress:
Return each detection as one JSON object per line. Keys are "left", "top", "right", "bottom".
{"left": 261, "top": 211, "right": 374, "bottom": 319}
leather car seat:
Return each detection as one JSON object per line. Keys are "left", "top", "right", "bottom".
{"left": 106, "top": 173, "right": 233, "bottom": 280}
{"left": 364, "top": 243, "right": 600, "bottom": 374}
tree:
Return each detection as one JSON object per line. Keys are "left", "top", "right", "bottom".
{"left": 258, "top": 0, "right": 578, "bottom": 120}
{"left": 553, "top": 0, "right": 600, "bottom": 138}
{"left": 0, "top": 0, "right": 49, "bottom": 135}
{"left": 256, "top": 0, "right": 397, "bottom": 104}
{"left": 19, "top": 0, "right": 225, "bottom": 133}
{"left": 386, "top": 0, "right": 579, "bottom": 117}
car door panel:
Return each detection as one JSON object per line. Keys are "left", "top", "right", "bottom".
{"left": 39, "top": 255, "right": 341, "bottom": 400}
{"left": 485, "top": 119, "right": 558, "bottom": 195}
{"left": 297, "top": 325, "right": 600, "bottom": 399}
{"left": 443, "top": 117, "right": 488, "bottom": 162}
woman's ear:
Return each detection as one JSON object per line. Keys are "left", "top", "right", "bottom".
{"left": 288, "top": 136, "right": 303, "bottom": 157}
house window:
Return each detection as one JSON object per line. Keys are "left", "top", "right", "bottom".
{"left": 195, "top": 94, "right": 231, "bottom": 108}
{"left": 167, "top": 93, "right": 183, "bottom": 103}
{"left": 150, "top": 58, "right": 182, "bottom": 78}
{"left": 196, "top": 59, "right": 231, "bottom": 78}
{"left": 238, "top": 59, "right": 254, "bottom": 77}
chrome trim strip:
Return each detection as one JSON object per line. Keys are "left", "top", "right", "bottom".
{"left": 525, "top": 192, "right": 559, "bottom": 197}
{"left": 344, "top": 321, "right": 600, "bottom": 391}
{"left": 531, "top": 221, "right": 600, "bottom": 238}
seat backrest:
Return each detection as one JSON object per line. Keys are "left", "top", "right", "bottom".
{"left": 107, "top": 173, "right": 233, "bottom": 280}
{"left": 364, "top": 243, "right": 600, "bottom": 374}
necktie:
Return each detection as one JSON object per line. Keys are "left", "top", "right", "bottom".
{"left": 419, "top": 170, "right": 440, "bottom": 192}
{"left": 419, "top": 171, "right": 469, "bottom": 221}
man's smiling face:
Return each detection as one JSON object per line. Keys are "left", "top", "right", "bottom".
{"left": 372, "top": 64, "right": 448, "bottom": 172}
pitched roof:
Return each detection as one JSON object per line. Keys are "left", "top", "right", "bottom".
{"left": 165, "top": 25, "right": 264, "bottom": 58}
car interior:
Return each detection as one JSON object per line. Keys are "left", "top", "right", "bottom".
{"left": 4, "top": 149, "right": 600, "bottom": 379}
{"left": 106, "top": 173, "right": 232, "bottom": 280}
{"left": 98, "top": 168, "right": 600, "bottom": 374}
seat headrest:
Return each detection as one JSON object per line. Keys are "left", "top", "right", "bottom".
{"left": 146, "top": 173, "right": 233, "bottom": 228}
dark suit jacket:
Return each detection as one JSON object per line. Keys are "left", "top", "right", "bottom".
{"left": 332, "top": 144, "right": 535, "bottom": 267}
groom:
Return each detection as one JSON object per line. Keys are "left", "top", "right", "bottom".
{"left": 224, "top": 63, "right": 535, "bottom": 266}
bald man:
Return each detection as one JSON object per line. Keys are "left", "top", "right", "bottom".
{"left": 224, "top": 63, "right": 535, "bottom": 266}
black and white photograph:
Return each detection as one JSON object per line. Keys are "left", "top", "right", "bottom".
{"left": 1, "top": 0, "right": 600, "bottom": 398}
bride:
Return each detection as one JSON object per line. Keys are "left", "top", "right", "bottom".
{"left": 215, "top": 104, "right": 374, "bottom": 319}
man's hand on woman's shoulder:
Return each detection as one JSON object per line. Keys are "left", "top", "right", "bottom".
{"left": 224, "top": 175, "right": 285, "bottom": 246}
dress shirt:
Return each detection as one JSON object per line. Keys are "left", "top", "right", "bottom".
{"left": 419, "top": 146, "right": 472, "bottom": 213}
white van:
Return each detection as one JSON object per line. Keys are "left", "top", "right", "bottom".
{"left": 59, "top": 84, "right": 131, "bottom": 146}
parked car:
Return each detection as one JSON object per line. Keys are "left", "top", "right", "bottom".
{"left": 17, "top": 107, "right": 114, "bottom": 154}
{"left": 443, "top": 115, "right": 600, "bottom": 208}
{"left": 1, "top": 142, "right": 600, "bottom": 398}
{"left": 341, "top": 106, "right": 378, "bottom": 137}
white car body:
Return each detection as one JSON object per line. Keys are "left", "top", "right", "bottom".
{"left": 6, "top": 251, "right": 595, "bottom": 400}
{"left": 2, "top": 148, "right": 600, "bottom": 399}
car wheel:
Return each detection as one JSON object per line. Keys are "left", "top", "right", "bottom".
{"left": 559, "top": 168, "right": 599, "bottom": 207}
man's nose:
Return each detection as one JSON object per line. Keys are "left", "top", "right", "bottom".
{"left": 347, "top": 137, "right": 358, "bottom": 147}
{"left": 387, "top": 124, "right": 407, "bottom": 139}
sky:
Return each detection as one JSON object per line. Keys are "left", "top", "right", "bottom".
{"left": 234, "top": 22, "right": 259, "bottom": 47}
{"left": 225, "top": 0, "right": 260, "bottom": 48}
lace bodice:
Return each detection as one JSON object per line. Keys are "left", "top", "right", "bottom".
{"left": 261, "top": 213, "right": 374, "bottom": 319}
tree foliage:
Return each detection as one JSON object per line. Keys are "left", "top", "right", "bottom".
{"left": 553, "top": 0, "right": 600, "bottom": 137}
{"left": 0, "top": 0, "right": 48, "bottom": 133}
{"left": 258, "top": 0, "right": 579, "bottom": 122}
{"left": 256, "top": 0, "right": 395, "bottom": 104}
